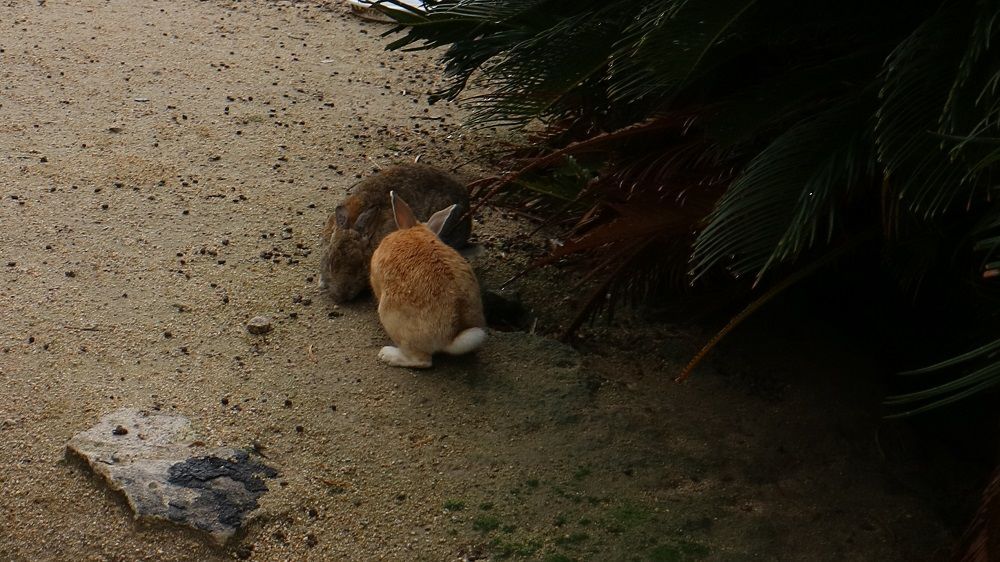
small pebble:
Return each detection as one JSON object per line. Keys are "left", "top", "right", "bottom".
{"left": 112, "top": 425, "right": 128, "bottom": 436}
{"left": 246, "top": 316, "right": 273, "bottom": 335}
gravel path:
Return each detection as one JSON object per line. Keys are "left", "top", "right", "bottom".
{"left": 0, "top": 1, "right": 962, "bottom": 561}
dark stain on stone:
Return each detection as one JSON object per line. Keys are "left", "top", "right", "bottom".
{"left": 166, "top": 451, "right": 278, "bottom": 530}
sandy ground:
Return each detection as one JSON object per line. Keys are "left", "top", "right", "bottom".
{"left": 0, "top": 1, "right": 968, "bottom": 561}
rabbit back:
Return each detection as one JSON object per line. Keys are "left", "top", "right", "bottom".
{"left": 370, "top": 226, "right": 484, "bottom": 355}
{"left": 320, "top": 162, "right": 471, "bottom": 302}
{"left": 349, "top": 163, "right": 472, "bottom": 249}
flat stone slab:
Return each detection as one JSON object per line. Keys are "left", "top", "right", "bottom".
{"left": 66, "top": 408, "right": 276, "bottom": 544}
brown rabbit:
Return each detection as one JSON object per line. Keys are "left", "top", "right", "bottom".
{"left": 319, "top": 163, "right": 472, "bottom": 303}
{"left": 369, "top": 191, "right": 486, "bottom": 368}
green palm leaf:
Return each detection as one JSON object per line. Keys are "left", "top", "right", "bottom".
{"left": 690, "top": 97, "right": 874, "bottom": 283}
{"left": 606, "top": 0, "right": 758, "bottom": 105}
{"left": 875, "top": 3, "right": 992, "bottom": 221}
{"left": 459, "top": 9, "right": 622, "bottom": 127}
{"left": 381, "top": 0, "right": 565, "bottom": 103}
{"left": 885, "top": 337, "right": 1000, "bottom": 417}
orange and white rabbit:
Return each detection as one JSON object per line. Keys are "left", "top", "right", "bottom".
{"left": 369, "top": 191, "right": 486, "bottom": 368}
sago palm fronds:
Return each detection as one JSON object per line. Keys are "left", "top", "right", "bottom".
{"left": 375, "top": 0, "right": 1000, "bottom": 414}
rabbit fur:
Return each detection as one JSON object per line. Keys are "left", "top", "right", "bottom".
{"left": 369, "top": 191, "right": 486, "bottom": 368}
{"left": 319, "top": 162, "right": 471, "bottom": 303}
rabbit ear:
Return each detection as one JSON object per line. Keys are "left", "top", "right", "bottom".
{"left": 335, "top": 205, "right": 349, "bottom": 229}
{"left": 354, "top": 207, "right": 378, "bottom": 232}
{"left": 390, "top": 191, "right": 418, "bottom": 230}
{"left": 425, "top": 204, "right": 457, "bottom": 237}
